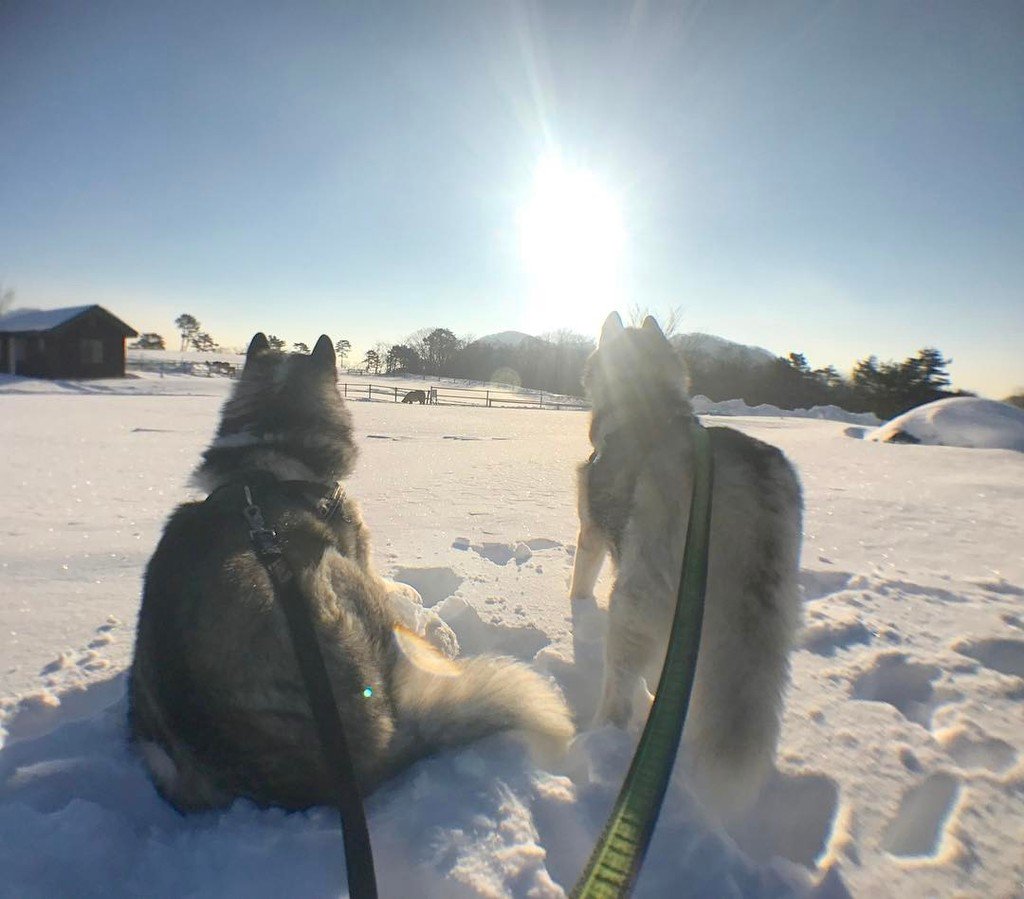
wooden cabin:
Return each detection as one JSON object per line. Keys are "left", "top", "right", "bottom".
{"left": 0, "top": 305, "right": 138, "bottom": 379}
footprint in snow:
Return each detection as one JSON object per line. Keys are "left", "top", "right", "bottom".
{"left": 799, "top": 609, "right": 872, "bottom": 656}
{"left": 881, "top": 772, "right": 960, "bottom": 859}
{"left": 523, "top": 538, "right": 563, "bottom": 551}
{"left": 390, "top": 566, "right": 464, "bottom": 608}
{"left": 435, "top": 595, "right": 550, "bottom": 660}
{"left": 798, "top": 569, "right": 854, "bottom": 602}
{"left": 934, "top": 724, "right": 1018, "bottom": 773}
{"left": 848, "top": 652, "right": 956, "bottom": 727}
{"left": 952, "top": 637, "right": 1024, "bottom": 678}
{"left": 730, "top": 770, "right": 840, "bottom": 869}
{"left": 469, "top": 541, "right": 537, "bottom": 566}
{"left": 471, "top": 542, "right": 516, "bottom": 565}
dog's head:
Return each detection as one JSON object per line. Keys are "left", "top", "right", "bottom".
{"left": 195, "top": 333, "right": 357, "bottom": 489}
{"left": 583, "top": 312, "right": 690, "bottom": 419}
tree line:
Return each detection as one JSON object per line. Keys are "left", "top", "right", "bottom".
{"left": 132, "top": 313, "right": 994, "bottom": 420}
{"left": 681, "top": 342, "right": 970, "bottom": 420}
{"left": 359, "top": 327, "right": 595, "bottom": 399}
{"left": 133, "top": 315, "right": 354, "bottom": 366}
{"left": 359, "top": 326, "right": 973, "bottom": 419}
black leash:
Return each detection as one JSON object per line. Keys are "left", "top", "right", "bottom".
{"left": 242, "top": 484, "right": 378, "bottom": 899}
{"left": 572, "top": 421, "right": 715, "bottom": 898}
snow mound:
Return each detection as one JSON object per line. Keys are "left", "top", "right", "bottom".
{"left": 692, "top": 395, "right": 880, "bottom": 426}
{"left": 869, "top": 397, "right": 1024, "bottom": 451}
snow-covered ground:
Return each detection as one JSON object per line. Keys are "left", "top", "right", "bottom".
{"left": 1, "top": 373, "right": 1022, "bottom": 898}
{"left": 869, "top": 397, "right": 1024, "bottom": 452}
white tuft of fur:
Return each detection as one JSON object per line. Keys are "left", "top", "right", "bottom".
{"left": 192, "top": 447, "right": 319, "bottom": 492}
{"left": 138, "top": 740, "right": 179, "bottom": 794}
{"left": 392, "top": 628, "right": 575, "bottom": 766}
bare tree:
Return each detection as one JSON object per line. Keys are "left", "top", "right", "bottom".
{"left": 372, "top": 342, "right": 391, "bottom": 371}
{"left": 0, "top": 283, "right": 14, "bottom": 318}
{"left": 625, "top": 303, "right": 683, "bottom": 336}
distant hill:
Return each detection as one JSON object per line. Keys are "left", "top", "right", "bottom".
{"left": 672, "top": 332, "right": 776, "bottom": 368}
{"left": 473, "top": 330, "right": 543, "bottom": 349}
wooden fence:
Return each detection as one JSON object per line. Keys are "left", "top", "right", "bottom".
{"left": 340, "top": 381, "right": 588, "bottom": 410}
{"left": 126, "top": 359, "right": 588, "bottom": 410}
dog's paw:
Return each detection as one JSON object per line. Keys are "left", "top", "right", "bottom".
{"left": 382, "top": 577, "right": 424, "bottom": 606}
{"left": 424, "top": 615, "right": 460, "bottom": 659}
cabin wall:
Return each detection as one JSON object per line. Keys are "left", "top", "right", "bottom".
{"left": 1, "top": 312, "right": 129, "bottom": 378}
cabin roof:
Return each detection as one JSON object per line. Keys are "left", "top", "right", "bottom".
{"left": 0, "top": 305, "right": 138, "bottom": 337}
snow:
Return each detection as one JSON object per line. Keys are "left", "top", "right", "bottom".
{"left": 2, "top": 372, "right": 1023, "bottom": 898}
{"left": 692, "top": 395, "right": 881, "bottom": 427}
{"left": 869, "top": 397, "right": 1024, "bottom": 451}
{"left": 0, "top": 305, "right": 95, "bottom": 333}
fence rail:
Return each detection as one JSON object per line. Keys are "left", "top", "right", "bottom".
{"left": 126, "top": 359, "right": 589, "bottom": 411}
{"left": 340, "top": 381, "right": 588, "bottom": 410}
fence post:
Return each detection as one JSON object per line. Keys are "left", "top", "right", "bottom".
{"left": 344, "top": 383, "right": 348, "bottom": 397}
{"left": 368, "top": 385, "right": 372, "bottom": 401}
{"left": 394, "top": 386, "right": 398, "bottom": 402}
{"left": 486, "top": 390, "right": 490, "bottom": 408}
{"left": 539, "top": 392, "right": 544, "bottom": 409}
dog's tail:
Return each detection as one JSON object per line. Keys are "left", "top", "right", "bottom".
{"left": 391, "top": 626, "right": 574, "bottom": 765}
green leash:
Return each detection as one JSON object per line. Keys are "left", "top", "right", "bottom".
{"left": 571, "top": 421, "right": 715, "bottom": 899}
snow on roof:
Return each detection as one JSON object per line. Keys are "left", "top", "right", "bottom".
{"left": 0, "top": 305, "right": 96, "bottom": 333}
{"left": 870, "top": 396, "right": 1024, "bottom": 451}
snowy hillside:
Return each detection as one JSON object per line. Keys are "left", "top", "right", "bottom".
{"left": 473, "top": 331, "right": 542, "bottom": 349}
{"left": 673, "top": 332, "right": 777, "bottom": 368}
{"left": 1, "top": 372, "right": 1022, "bottom": 898}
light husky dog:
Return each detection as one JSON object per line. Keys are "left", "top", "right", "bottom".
{"left": 570, "top": 313, "right": 802, "bottom": 819}
{"left": 130, "top": 333, "right": 573, "bottom": 811}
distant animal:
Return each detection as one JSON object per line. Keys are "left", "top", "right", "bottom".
{"left": 130, "top": 333, "right": 573, "bottom": 812}
{"left": 402, "top": 389, "right": 426, "bottom": 404}
{"left": 570, "top": 312, "right": 803, "bottom": 820}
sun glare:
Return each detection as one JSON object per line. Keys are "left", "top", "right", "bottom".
{"left": 518, "top": 155, "right": 626, "bottom": 331}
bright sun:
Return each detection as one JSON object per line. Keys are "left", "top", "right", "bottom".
{"left": 518, "top": 154, "right": 626, "bottom": 330}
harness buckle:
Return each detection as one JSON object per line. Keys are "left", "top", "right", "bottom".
{"left": 243, "top": 486, "right": 282, "bottom": 558}
{"left": 317, "top": 482, "right": 350, "bottom": 523}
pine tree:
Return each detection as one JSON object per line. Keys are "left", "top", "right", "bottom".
{"left": 174, "top": 314, "right": 200, "bottom": 353}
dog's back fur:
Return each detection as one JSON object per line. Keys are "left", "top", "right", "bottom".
{"left": 130, "top": 334, "right": 573, "bottom": 811}
{"left": 570, "top": 314, "right": 803, "bottom": 820}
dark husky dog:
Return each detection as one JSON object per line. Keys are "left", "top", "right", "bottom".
{"left": 570, "top": 313, "right": 803, "bottom": 820}
{"left": 130, "top": 334, "right": 573, "bottom": 811}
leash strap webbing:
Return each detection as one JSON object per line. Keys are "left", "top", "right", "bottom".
{"left": 246, "top": 496, "right": 378, "bottom": 899}
{"left": 571, "top": 422, "right": 715, "bottom": 899}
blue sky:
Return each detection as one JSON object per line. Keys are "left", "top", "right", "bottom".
{"left": 1, "top": 1, "right": 1021, "bottom": 396}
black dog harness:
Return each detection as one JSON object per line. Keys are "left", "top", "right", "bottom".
{"left": 237, "top": 478, "right": 378, "bottom": 899}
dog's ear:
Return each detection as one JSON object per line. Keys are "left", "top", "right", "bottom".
{"left": 599, "top": 312, "right": 625, "bottom": 347}
{"left": 245, "top": 333, "right": 270, "bottom": 368}
{"left": 641, "top": 316, "right": 665, "bottom": 339}
{"left": 310, "top": 334, "right": 336, "bottom": 374}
